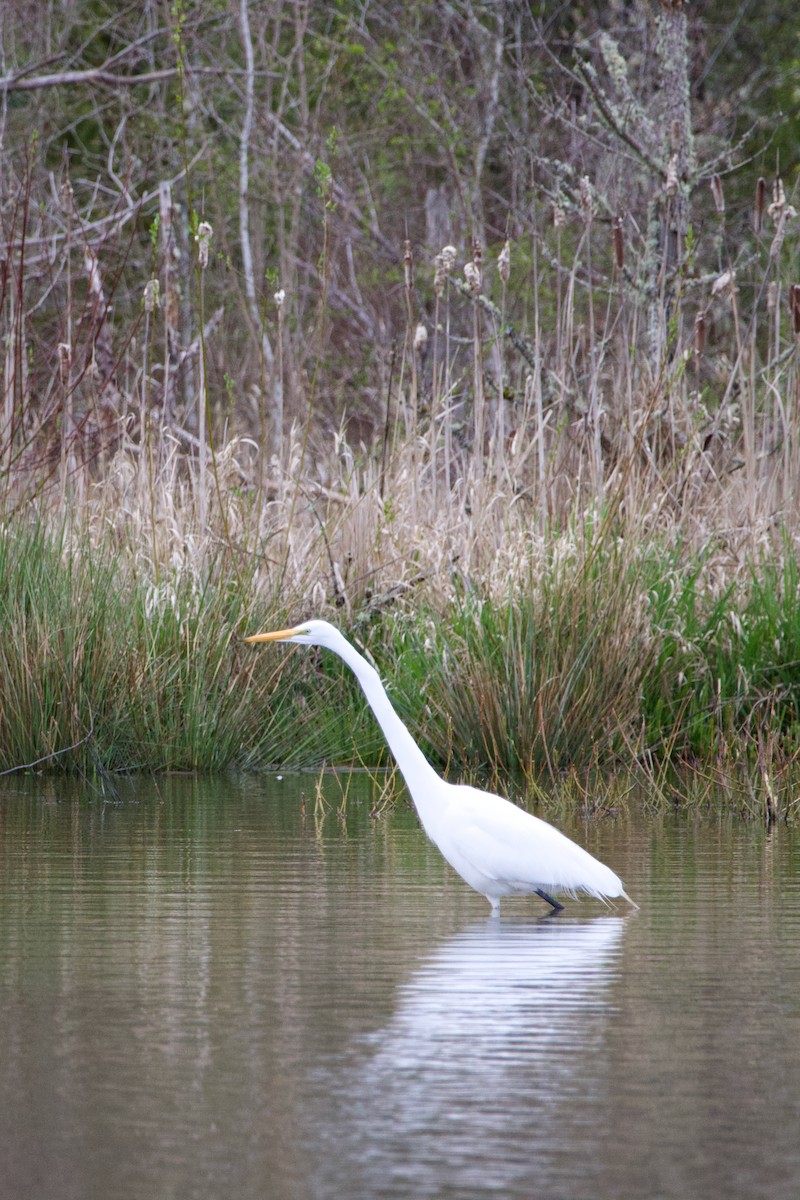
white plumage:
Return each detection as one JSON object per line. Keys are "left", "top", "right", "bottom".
{"left": 246, "top": 619, "right": 637, "bottom": 913}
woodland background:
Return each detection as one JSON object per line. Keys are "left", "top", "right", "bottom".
{"left": 2, "top": 0, "right": 798, "bottom": 488}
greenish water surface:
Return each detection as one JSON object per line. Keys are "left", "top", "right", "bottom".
{"left": 1, "top": 773, "right": 799, "bottom": 1200}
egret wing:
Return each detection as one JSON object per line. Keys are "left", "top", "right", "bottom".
{"left": 446, "top": 786, "right": 622, "bottom": 898}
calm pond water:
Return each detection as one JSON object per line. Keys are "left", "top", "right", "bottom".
{"left": 1, "top": 773, "right": 799, "bottom": 1200}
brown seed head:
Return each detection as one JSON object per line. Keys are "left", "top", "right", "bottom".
{"left": 790, "top": 285, "right": 800, "bottom": 336}
{"left": 613, "top": 216, "right": 624, "bottom": 270}
{"left": 754, "top": 177, "right": 766, "bottom": 234}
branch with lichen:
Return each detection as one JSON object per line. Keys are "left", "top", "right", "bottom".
{"left": 451, "top": 277, "right": 537, "bottom": 371}
{"left": 575, "top": 55, "right": 664, "bottom": 180}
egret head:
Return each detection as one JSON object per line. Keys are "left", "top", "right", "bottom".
{"left": 244, "top": 619, "right": 339, "bottom": 648}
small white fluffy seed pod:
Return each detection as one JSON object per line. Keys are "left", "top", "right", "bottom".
{"left": 60, "top": 181, "right": 74, "bottom": 215}
{"left": 464, "top": 261, "right": 481, "bottom": 293}
{"left": 143, "top": 279, "right": 160, "bottom": 314}
{"left": 712, "top": 269, "right": 734, "bottom": 296}
{"left": 497, "top": 240, "right": 511, "bottom": 284}
{"left": 195, "top": 220, "right": 213, "bottom": 268}
{"left": 57, "top": 342, "right": 72, "bottom": 385}
{"left": 414, "top": 322, "right": 428, "bottom": 353}
{"left": 433, "top": 254, "right": 446, "bottom": 297}
{"left": 579, "top": 176, "right": 594, "bottom": 224}
{"left": 440, "top": 244, "right": 457, "bottom": 273}
{"left": 769, "top": 209, "right": 796, "bottom": 259}
{"left": 769, "top": 178, "right": 786, "bottom": 221}
{"left": 274, "top": 288, "right": 286, "bottom": 309}
{"left": 665, "top": 154, "right": 679, "bottom": 196}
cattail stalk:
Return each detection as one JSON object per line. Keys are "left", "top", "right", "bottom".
{"left": 274, "top": 288, "right": 286, "bottom": 461}
{"left": 466, "top": 239, "right": 484, "bottom": 482}
{"left": 437, "top": 245, "right": 457, "bottom": 493}
{"left": 142, "top": 278, "right": 160, "bottom": 579}
{"left": 403, "top": 239, "right": 419, "bottom": 501}
{"left": 553, "top": 199, "right": 566, "bottom": 388}
{"left": 195, "top": 221, "right": 213, "bottom": 534}
{"left": 431, "top": 252, "right": 445, "bottom": 499}
{"left": 791, "top": 286, "right": 800, "bottom": 508}
{"left": 579, "top": 177, "right": 602, "bottom": 495}
{"left": 496, "top": 240, "right": 511, "bottom": 474}
{"left": 158, "top": 181, "right": 178, "bottom": 434}
{"left": 60, "top": 177, "right": 74, "bottom": 495}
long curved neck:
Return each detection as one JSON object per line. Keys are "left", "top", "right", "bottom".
{"left": 332, "top": 636, "right": 441, "bottom": 810}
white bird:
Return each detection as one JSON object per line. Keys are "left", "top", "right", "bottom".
{"left": 245, "top": 620, "right": 637, "bottom": 914}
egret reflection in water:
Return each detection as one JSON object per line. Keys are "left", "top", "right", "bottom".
{"left": 310, "top": 916, "right": 626, "bottom": 1199}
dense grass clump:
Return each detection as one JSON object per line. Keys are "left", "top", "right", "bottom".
{"left": 641, "top": 548, "right": 800, "bottom": 764}
{"left": 3, "top": 512, "right": 800, "bottom": 822}
{"left": 382, "top": 533, "right": 656, "bottom": 787}
{"left": 0, "top": 520, "right": 292, "bottom": 774}
{"left": 340, "top": 541, "right": 797, "bottom": 816}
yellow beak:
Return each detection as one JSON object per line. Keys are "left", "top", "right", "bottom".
{"left": 244, "top": 626, "right": 304, "bottom": 644}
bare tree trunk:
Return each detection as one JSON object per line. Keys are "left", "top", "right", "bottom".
{"left": 648, "top": 0, "right": 695, "bottom": 363}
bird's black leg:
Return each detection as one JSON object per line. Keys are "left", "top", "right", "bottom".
{"left": 535, "top": 888, "right": 564, "bottom": 912}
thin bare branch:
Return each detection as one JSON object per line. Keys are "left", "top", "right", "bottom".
{"left": 0, "top": 712, "right": 94, "bottom": 775}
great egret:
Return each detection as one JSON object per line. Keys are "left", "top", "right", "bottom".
{"left": 245, "top": 620, "right": 637, "bottom": 913}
